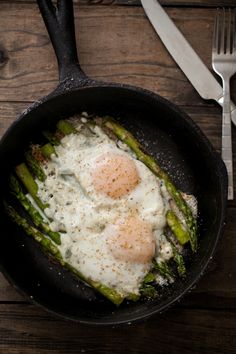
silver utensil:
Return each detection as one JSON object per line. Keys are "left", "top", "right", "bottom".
{"left": 212, "top": 8, "right": 236, "bottom": 200}
{"left": 140, "top": 0, "right": 236, "bottom": 126}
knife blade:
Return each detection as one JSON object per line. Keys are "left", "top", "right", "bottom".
{"left": 141, "top": 0, "right": 236, "bottom": 126}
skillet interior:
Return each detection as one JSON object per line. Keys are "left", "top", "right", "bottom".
{"left": 0, "top": 85, "right": 227, "bottom": 324}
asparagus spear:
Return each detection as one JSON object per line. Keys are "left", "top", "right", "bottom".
{"left": 43, "top": 120, "right": 76, "bottom": 146}
{"left": 25, "top": 151, "right": 46, "bottom": 182}
{"left": 15, "top": 163, "right": 47, "bottom": 210}
{"left": 4, "top": 204, "right": 125, "bottom": 306}
{"left": 57, "top": 120, "right": 77, "bottom": 135}
{"left": 165, "top": 234, "right": 186, "bottom": 277}
{"left": 40, "top": 122, "right": 76, "bottom": 160}
{"left": 153, "top": 260, "right": 174, "bottom": 280}
{"left": 143, "top": 272, "right": 156, "bottom": 283}
{"left": 103, "top": 118, "right": 197, "bottom": 252}
{"left": 41, "top": 143, "right": 56, "bottom": 159}
{"left": 9, "top": 175, "right": 61, "bottom": 245}
{"left": 166, "top": 210, "right": 190, "bottom": 245}
{"left": 140, "top": 284, "right": 158, "bottom": 299}
{"left": 141, "top": 267, "right": 173, "bottom": 298}
{"left": 65, "top": 263, "right": 125, "bottom": 305}
{"left": 172, "top": 248, "right": 186, "bottom": 278}
{"left": 5, "top": 203, "right": 61, "bottom": 258}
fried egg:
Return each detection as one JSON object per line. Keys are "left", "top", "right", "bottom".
{"left": 37, "top": 121, "right": 172, "bottom": 296}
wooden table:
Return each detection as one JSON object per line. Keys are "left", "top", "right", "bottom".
{"left": 0, "top": 1, "right": 235, "bottom": 353}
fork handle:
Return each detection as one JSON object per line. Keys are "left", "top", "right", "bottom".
{"left": 222, "top": 79, "right": 234, "bottom": 200}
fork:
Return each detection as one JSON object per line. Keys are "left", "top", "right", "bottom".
{"left": 212, "top": 8, "right": 236, "bottom": 200}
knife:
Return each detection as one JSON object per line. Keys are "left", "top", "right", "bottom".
{"left": 141, "top": 0, "right": 236, "bottom": 126}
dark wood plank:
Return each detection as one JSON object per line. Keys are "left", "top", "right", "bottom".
{"left": 0, "top": 274, "right": 25, "bottom": 302}
{"left": 95, "top": 0, "right": 236, "bottom": 6}
{"left": 0, "top": 303, "right": 235, "bottom": 354}
{"left": 1, "top": 0, "right": 235, "bottom": 7}
{"left": 0, "top": 102, "right": 27, "bottom": 135}
{"left": 0, "top": 5, "right": 235, "bottom": 106}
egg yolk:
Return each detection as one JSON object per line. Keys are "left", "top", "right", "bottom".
{"left": 107, "top": 215, "right": 156, "bottom": 264}
{"left": 92, "top": 153, "right": 140, "bottom": 199}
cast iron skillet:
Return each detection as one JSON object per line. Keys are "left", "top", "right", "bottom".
{"left": 0, "top": 0, "right": 228, "bottom": 325}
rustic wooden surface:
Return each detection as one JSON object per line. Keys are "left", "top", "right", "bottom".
{"left": 0, "top": 0, "right": 235, "bottom": 7}
{"left": 0, "top": 1, "right": 236, "bottom": 353}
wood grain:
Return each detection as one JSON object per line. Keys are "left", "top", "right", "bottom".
{"left": 0, "top": 274, "right": 25, "bottom": 302}
{"left": 88, "top": 0, "right": 236, "bottom": 6}
{"left": 0, "top": 304, "right": 235, "bottom": 354}
{"left": 0, "top": 5, "right": 235, "bottom": 106}
{"left": 0, "top": 0, "right": 236, "bottom": 7}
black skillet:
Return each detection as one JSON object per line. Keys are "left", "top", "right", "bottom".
{"left": 0, "top": 0, "right": 228, "bottom": 325}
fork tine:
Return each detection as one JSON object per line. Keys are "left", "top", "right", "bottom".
{"left": 213, "top": 8, "right": 220, "bottom": 53}
{"left": 226, "top": 8, "right": 231, "bottom": 53}
{"left": 233, "top": 8, "right": 236, "bottom": 52}
{"left": 220, "top": 8, "right": 225, "bottom": 54}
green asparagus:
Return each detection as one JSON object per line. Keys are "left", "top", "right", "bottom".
{"left": 166, "top": 210, "right": 190, "bottom": 245}
{"left": 5, "top": 203, "right": 61, "bottom": 258}
{"left": 4, "top": 203, "right": 125, "bottom": 306}
{"left": 126, "top": 293, "right": 140, "bottom": 302}
{"left": 41, "top": 143, "right": 56, "bottom": 159}
{"left": 9, "top": 175, "right": 61, "bottom": 245}
{"left": 15, "top": 163, "right": 47, "bottom": 210}
{"left": 143, "top": 272, "right": 156, "bottom": 284}
{"left": 57, "top": 120, "right": 77, "bottom": 135}
{"left": 25, "top": 151, "right": 46, "bottom": 182}
{"left": 153, "top": 260, "right": 174, "bottom": 280}
{"left": 172, "top": 246, "right": 186, "bottom": 277}
{"left": 140, "top": 284, "right": 158, "bottom": 299}
{"left": 103, "top": 118, "right": 197, "bottom": 252}
{"left": 164, "top": 234, "right": 186, "bottom": 277}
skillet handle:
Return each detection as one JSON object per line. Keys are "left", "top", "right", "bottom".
{"left": 37, "top": 0, "right": 92, "bottom": 88}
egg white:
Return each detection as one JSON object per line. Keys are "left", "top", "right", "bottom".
{"left": 37, "top": 122, "right": 171, "bottom": 296}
